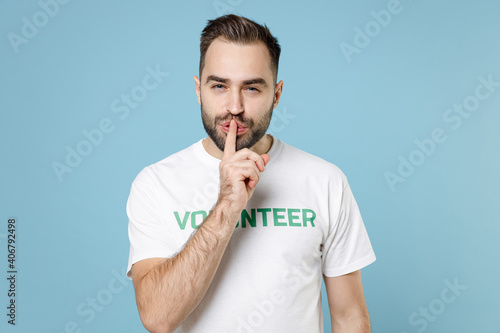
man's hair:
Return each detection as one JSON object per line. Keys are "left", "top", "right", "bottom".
{"left": 199, "top": 14, "right": 281, "bottom": 83}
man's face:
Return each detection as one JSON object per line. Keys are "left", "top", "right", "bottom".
{"left": 195, "top": 38, "right": 281, "bottom": 152}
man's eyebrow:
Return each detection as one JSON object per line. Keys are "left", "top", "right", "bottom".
{"left": 205, "top": 75, "right": 268, "bottom": 87}
{"left": 206, "top": 75, "right": 228, "bottom": 84}
{"left": 243, "top": 78, "right": 267, "bottom": 86}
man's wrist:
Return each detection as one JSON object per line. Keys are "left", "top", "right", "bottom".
{"left": 211, "top": 199, "right": 241, "bottom": 228}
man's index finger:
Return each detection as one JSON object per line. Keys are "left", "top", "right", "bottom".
{"left": 223, "top": 119, "right": 237, "bottom": 158}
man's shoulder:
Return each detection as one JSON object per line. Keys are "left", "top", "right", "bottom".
{"left": 153, "top": 140, "right": 202, "bottom": 166}
{"left": 131, "top": 140, "right": 205, "bottom": 184}
{"left": 278, "top": 139, "right": 346, "bottom": 180}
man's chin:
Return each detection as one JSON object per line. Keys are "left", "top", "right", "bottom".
{"left": 217, "top": 136, "right": 251, "bottom": 152}
{"left": 210, "top": 126, "right": 266, "bottom": 152}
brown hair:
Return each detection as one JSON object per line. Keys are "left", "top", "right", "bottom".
{"left": 199, "top": 14, "right": 281, "bottom": 83}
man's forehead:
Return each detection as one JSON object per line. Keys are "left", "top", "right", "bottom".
{"left": 203, "top": 38, "right": 273, "bottom": 81}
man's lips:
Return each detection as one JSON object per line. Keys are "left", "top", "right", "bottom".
{"left": 220, "top": 121, "right": 248, "bottom": 134}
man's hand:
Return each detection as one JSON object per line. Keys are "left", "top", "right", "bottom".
{"left": 218, "top": 119, "right": 270, "bottom": 219}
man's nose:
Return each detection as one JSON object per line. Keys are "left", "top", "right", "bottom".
{"left": 227, "top": 90, "right": 243, "bottom": 115}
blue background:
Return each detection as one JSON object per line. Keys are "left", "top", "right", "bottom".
{"left": 1, "top": 0, "right": 499, "bottom": 332}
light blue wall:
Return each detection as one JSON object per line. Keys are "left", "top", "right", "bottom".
{"left": 1, "top": 0, "right": 498, "bottom": 332}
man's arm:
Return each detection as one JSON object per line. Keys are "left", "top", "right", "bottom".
{"left": 131, "top": 120, "right": 270, "bottom": 332}
{"left": 132, "top": 203, "right": 237, "bottom": 332}
{"left": 324, "top": 270, "right": 371, "bottom": 333}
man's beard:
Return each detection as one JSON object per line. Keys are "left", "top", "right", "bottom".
{"left": 201, "top": 99, "right": 274, "bottom": 152}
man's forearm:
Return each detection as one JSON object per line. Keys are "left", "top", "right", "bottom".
{"left": 135, "top": 203, "right": 237, "bottom": 332}
{"left": 332, "top": 313, "right": 371, "bottom": 333}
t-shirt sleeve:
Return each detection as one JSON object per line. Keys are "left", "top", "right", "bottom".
{"left": 321, "top": 173, "right": 376, "bottom": 277}
{"left": 126, "top": 167, "right": 182, "bottom": 279}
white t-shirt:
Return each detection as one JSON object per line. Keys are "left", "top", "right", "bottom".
{"left": 126, "top": 136, "right": 376, "bottom": 332}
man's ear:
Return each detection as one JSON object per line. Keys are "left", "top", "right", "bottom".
{"left": 273, "top": 80, "right": 284, "bottom": 109}
{"left": 194, "top": 75, "right": 201, "bottom": 105}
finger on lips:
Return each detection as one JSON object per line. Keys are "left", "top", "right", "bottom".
{"left": 221, "top": 119, "right": 269, "bottom": 178}
{"left": 223, "top": 119, "right": 237, "bottom": 158}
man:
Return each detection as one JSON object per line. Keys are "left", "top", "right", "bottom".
{"left": 126, "top": 14, "right": 376, "bottom": 333}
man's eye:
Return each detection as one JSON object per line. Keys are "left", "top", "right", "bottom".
{"left": 246, "top": 87, "right": 259, "bottom": 92}
{"left": 212, "top": 84, "right": 225, "bottom": 90}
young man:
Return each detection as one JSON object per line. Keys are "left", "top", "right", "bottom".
{"left": 126, "top": 14, "right": 376, "bottom": 333}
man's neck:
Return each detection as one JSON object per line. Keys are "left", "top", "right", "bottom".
{"left": 202, "top": 134, "right": 274, "bottom": 160}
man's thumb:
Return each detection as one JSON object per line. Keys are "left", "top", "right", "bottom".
{"left": 261, "top": 154, "right": 271, "bottom": 166}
